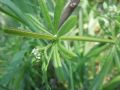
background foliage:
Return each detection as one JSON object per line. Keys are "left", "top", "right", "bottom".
{"left": 0, "top": 0, "right": 120, "bottom": 90}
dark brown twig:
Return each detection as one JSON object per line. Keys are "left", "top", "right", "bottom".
{"left": 59, "top": 0, "right": 80, "bottom": 28}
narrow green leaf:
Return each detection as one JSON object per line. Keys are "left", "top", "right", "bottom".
{"left": 38, "top": 0, "right": 54, "bottom": 33}
{"left": 58, "top": 16, "right": 77, "bottom": 37}
{"left": 43, "top": 44, "right": 53, "bottom": 71}
{"left": 0, "top": 0, "right": 38, "bottom": 32}
{"left": 53, "top": 45, "right": 65, "bottom": 81}
{"left": 0, "top": 0, "right": 25, "bottom": 22}
{"left": 46, "top": 0, "right": 54, "bottom": 12}
{"left": 0, "top": 7, "right": 23, "bottom": 23}
{"left": 4, "top": 28, "right": 55, "bottom": 40}
{"left": 27, "top": 15, "right": 52, "bottom": 35}
{"left": 58, "top": 42, "right": 77, "bottom": 58}
{"left": 54, "top": 0, "right": 65, "bottom": 33}
{"left": 41, "top": 48, "right": 51, "bottom": 90}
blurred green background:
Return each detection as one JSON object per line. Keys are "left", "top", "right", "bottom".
{"left": 0, "top": 0, "right": 120, "bottom": 90}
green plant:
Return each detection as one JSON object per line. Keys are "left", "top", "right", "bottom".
{"left": 0, "top": 0, "right": 120, "bottom": 90}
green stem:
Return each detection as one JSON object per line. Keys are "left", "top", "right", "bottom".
{"left": 60, "top": 36, "right": 115, "bottom": 43}
{"left": 4, "top": 28, "right": 55, "bottom": 40}
{"left": 4, "top": 29, "right": 115, "bottom": 43}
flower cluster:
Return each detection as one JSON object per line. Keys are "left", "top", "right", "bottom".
{"left": 31, "top": 48, "right": 41, "bottom": 60}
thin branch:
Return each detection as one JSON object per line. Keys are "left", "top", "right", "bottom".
{"left": 4, "top": 29, "right": 115, "bottom": 43}
{"left": 60, "top": 36, "right": 115, "bottom": 43}
{"left": 59, "top": 0, "right": 80, "bottom": 28}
